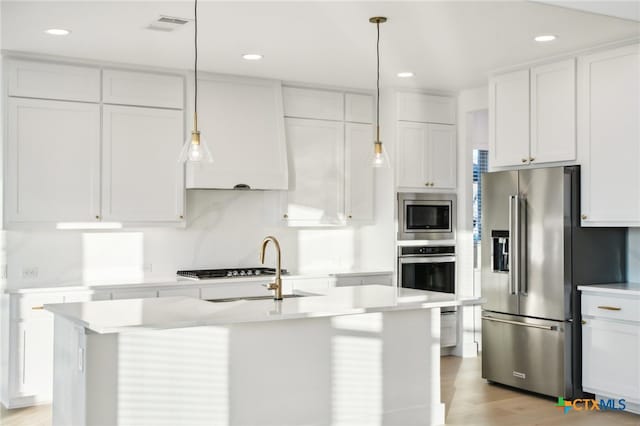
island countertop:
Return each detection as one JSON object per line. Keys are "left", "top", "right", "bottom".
{"left": 44, "top": 285, "right": 483, "bottom": 334}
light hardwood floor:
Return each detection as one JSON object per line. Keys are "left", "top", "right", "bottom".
{"left": 2, "top": 356, "right": 638, "bottom": 425}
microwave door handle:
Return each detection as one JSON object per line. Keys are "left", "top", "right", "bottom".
{"left": 399, "top": 256, "right": 456, "bottom": 264}
{"left": 509, "top": 195, "right": 518, "bottom": 296}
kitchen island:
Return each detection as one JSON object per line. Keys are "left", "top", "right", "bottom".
{"left": 45, "top": 285, "right": 482, "bottom": 426}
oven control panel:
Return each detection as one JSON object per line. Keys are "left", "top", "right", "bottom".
{"left": 399, "top": 245, "right": 455, "bottom": 257}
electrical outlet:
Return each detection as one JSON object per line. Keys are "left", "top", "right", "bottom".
{"left": 22, "top": 267, "right": 39, "bottom": 280}
{"left": 1, "top": 264, "right": 7, "bottom": 280}
{"left": 143, "top": 263, "right": 153, "bottom": 273}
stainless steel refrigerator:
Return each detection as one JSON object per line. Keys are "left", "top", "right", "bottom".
{"left": 481, "top": 166, "right": 626, "bottom": 399}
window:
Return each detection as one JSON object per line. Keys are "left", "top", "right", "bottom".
{"left": 473, "top": 149, "right": 489, "bottom": 243}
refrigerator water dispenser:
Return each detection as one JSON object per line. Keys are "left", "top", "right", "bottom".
{"left": 491, "top": 230, "right": 509, "bottom": 272}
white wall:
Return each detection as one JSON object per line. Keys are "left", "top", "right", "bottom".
{"left": 456, "top": 85, "right": 488, "bottom": 357}
{"left": 5, "top": 186, "right": 394, "bottom": 289}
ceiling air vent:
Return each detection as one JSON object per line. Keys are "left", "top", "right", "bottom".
{"left": 147, "top": 15, "right": 191, "bottom": 32}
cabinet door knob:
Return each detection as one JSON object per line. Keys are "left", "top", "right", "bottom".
{"left": 581, "top": 214, "right": 587, "bottom": 220}
{"left": 521, "top": 158, "right": 528, "bottom": 163}
{"left": 348, "top": 215, "right": 353, "bottom": 219}
{"left": 425, "top": 182, "right": 430, "bottom": 187}
{"left": 430, "top": 182, "right": 435, "bottom": 187}
{"left": 95, "top": 215, "right": 101, "bottom": 220}
{"left": 283, "top": 214, "right": 288, "bottom": 219}
{"left": 179, "top": 215, "right": 184, "bottom": 219}
{"left": 529, "top": 157, "right": 535, "bottom": 162}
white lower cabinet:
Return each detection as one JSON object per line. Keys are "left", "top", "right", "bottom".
{"left": 9, "top": 319, "right": 55, "bottom": 403}
{"left": 582, "top": 291, "right": 640, "bottom": 410}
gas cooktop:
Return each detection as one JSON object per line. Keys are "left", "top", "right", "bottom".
{"left": 176, "top": 267, "right": 288, "bottom": 280}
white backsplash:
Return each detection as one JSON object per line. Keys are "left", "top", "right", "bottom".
{"left": 4, "top": 179, "right": 394, "bottom": 289}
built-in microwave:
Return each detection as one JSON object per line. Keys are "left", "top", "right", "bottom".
{"left": 397, "top": 193, "right": 456, "bottom": 241}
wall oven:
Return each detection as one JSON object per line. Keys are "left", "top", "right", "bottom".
{"left": 397, "top": 245, "right": 456, "bottom": 294}
{"left": 398, "top": 193, "right": 456, "bottom": 241}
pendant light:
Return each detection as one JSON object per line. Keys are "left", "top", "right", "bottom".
{"left": 370, "top": 16, "right": 390, "bottom": 169}
{"left": 179, "top": 0, "right": 213, "bottom": 163}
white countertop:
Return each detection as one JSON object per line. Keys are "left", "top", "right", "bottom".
{"left": 577, "top": 282, "right": 640, "bottom": 296}
{"left": 5, "top": 269, "right": 394, "bottom": 294}
{"left": 44, "top": 285, "right": 483, "bottom": 334}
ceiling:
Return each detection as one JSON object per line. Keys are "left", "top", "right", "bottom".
{"left": 2, "top": 1, "right": 639, "bottom": 92}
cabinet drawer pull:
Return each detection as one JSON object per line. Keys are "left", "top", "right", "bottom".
{"left": 581, "top": 214, "right": 588, "bottom": 220}
{"left": 581, "top": 320, "right": 586, "bottom": 324}
{"left": 597, "top": 305, "right": 621, "bottom": 311}
{"left": 31, "top": 306, "right": 44, "bottom": 310}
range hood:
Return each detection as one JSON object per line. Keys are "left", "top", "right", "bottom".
{"left": 185, "top": 73, "right": 289, "bottom": 190}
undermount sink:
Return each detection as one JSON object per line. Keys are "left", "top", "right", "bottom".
{"left": 205, "top": 294, "right": 307, "bottom": 303}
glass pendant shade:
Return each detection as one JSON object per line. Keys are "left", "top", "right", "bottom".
{"left": 179, "top": 129, "right": 213, "bottom": 163}
{"left": 371, "top": 141, "right": 390, "bottom": 169}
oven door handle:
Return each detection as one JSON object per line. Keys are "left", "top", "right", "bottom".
{"left": 399, "top": 256, "right": 456, "bottom": 264}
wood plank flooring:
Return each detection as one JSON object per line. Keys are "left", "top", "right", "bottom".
{"left": 2, "top": 356, "right": 638, "bottom": 425}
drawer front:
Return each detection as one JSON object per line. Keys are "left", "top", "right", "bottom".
{"left": 111, "top": 289, "right": 158, "bottom": 300}
{"left": 8, "top": 59, "right": 100, "bottom": 102}
{"left": 200, "top": 283, "right": 272, "bottom": 300}
{"left": 582, "top": 293, "right": 640, "bottom": 322}
{"left": 102, "top": 69, "right": 184, "bottom": 109}
{"left": 158, "top": 288, "right": 200, "bottom": 298}
{"left": 11, "top": 294, "right": 64, "bottom": 320}
{"left": 62, "top": 292, "right": 94, "bottom": 303}
{"left": 335, "top": 277, "right": 363, "bottom": 287}
{"left": 361, "top": 274, "right": 393, "bottom": 286}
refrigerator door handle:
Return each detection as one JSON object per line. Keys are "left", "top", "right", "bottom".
{"left": 509, "top": 195, "right": 519, "bottom": 295}
{"left": 482, "top": 315, "right": 558, "bottom": 331}
{"left": 516, "top": 195, "right": 528, "bottom": 296}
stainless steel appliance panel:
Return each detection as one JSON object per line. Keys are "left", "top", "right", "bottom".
{"left": 481, "top": 171, "right": 519, "bottom": 315}
{"left": 482, "top": 312, "right": 565, "bottom": 397}
{"left": 398, "top": 193, "right": 456, "bottom": 241}
{"left": 518, "top": 168, "right": 567, "bottom": 321}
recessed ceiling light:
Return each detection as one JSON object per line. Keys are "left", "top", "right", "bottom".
{"left": 242, "top": 53, "right": 263, "bottom": 61}
{"left": 534, "top": 34, "right": 556, "bottom": 42}
{"left": 44, "top": 28, "right": 71, "bottom": 36}
{"left": 397, "top": 72, "right": 414, "bottom": 78}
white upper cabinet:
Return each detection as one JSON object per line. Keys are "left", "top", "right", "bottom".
{"left": 345, "top": 93, "right": 374, "bottom": 124}
{"left": 530, "top": 59, "right": 576, "bottom": 164}
{"left": 6, "top": 98, "right": 101, "bottom": 223}
{"left": 283, "top": 87, "right": 344, "bottom": 121}
{"left": 489, "top": 69, "right": 530, "bottom": 168}
{"left": 397, "top": 123, "right": 427, "bottom": 188}
{"left": 579, "top": 43, "right": 640, "bottom": 226}
{"left": 397, "top": 92, "right": 456, "bottom": 125}
{"left": 345, "top": 123, "right": 374, "bottom": 221}
{"left": 490, "top": 59, "right": 577, "bottom": 169}
{"left": 186, "top": 74, "right": 288, "bottom": 190}
{"left": 397, "top": 122, "right": 456, "bottom": 190}
{"left": 7, "top": 59, "right": 100, "bottom": 102}
{"left": 102, "top": 69, "right": 184, "bottom": 109}
{"left": 282, "top": 118, "right": 345, "bottom": 225}
{"left": 102, "top": 105, "right": 184, "bottom": 222}
{"left": 427, "top": 124, "right": 457, "bottom": 190}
